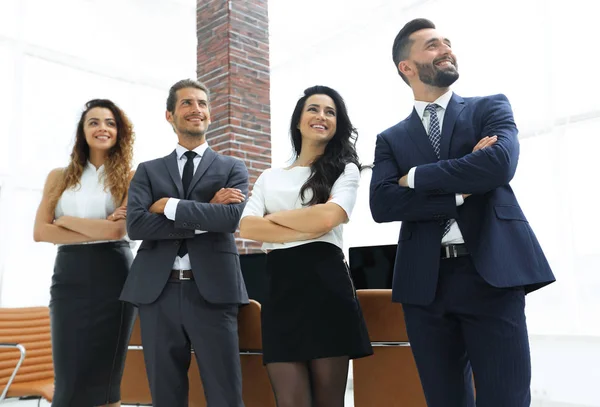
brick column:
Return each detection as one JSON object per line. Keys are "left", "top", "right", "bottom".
{"left": 197, "top": 0, "right": 270, "bottom": 254}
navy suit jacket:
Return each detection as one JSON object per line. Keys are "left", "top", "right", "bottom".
{"left": 369, "top": 93, "right": 555, "bottom": 305}
{"left": 121, "top": 148, "right": 250, "bottom": 306}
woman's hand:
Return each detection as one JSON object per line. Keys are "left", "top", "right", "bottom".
{"left": 108, "top": 206, "right": 127, "bottom": 221}
{"left": 299, "top": 230, "right": 327, "bottom": 241}
{"left": 53, "top": 216, "right": 67, "bottom": 227}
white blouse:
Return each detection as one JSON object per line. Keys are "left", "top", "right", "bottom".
{"left": 55, "top": 162, "right": 124, "bottom": 245}
{"left": 241, "top": 163, "right": 360, "bottom": 251}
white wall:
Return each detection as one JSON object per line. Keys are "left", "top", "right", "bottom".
{"left": 0, "top": 0, "right": 197, "bottom": 306}
{"left": 1, "top": 0, "right": 598, "bottom": 405}
{"left": 268, "top": 0, "right": 599, "bottom": 405}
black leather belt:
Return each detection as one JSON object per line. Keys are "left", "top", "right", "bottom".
{"left": 170, "top": 269, "right": 194, "bottom": 281}
{"left": 440, "top": 244, "right": 469, "bottom": 259}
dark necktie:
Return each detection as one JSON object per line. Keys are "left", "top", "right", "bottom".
{"left": 425, "top": 103, "right": 451, "bottom": 237}
{"left": 178, "top": 150, "right": 198, "bottom": 258}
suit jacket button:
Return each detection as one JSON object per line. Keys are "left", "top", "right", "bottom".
{"left": 183, "top": 222, "right": 188, "bottom": 227}
{"left": 174, "top": 241, "right": 180, "bottom": 246}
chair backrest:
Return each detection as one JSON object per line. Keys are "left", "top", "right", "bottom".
{"left": 236, "top": 300, "right": 275, "bottom": 407}
{"left": 0, "top": 307, "right": 54, "bottom": 393}
{"left": 353, "top": 290, "right": 426, "bottom": 407}
{"left": 356, "top": 289, "right": 408, "bottom": 342}
{"left": 238, "top": 300, "right": 263, "bottom": 351}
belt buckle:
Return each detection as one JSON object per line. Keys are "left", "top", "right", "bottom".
{"left": 443, "top": 245, "right": 458, "bottom": 258}
{"left": 179, "top": 270, "right": 191, "bottom": 281}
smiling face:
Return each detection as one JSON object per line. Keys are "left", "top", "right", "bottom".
{"left": 400, "top": 28, "right": 459, "bottom": 88}
{"left": 83, "top": 107, "right": 118, "bottom": 152}
{"left": 166, "top": 87, "right": 211, "bottom": 140}
{"left": 297, "top": 94, "right": 337, "bottom": 146}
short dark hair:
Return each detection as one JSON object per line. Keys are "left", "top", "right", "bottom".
{"left": 166, "top": 79, "right": 210, "bottom": 113}
{"left": 392, "top": 18, "right": 436, "bottom": 84}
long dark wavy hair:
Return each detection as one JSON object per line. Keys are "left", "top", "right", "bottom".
{"left": 290, "top": 85, "right": 360, "bottom": 206}
{"left": 48, "top": 99, "right": 135, "bottom": 212}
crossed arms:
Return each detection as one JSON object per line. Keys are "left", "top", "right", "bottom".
{"left": 126, "top": 159, "right": 249, "bottom": 240}
{"left": 239, "top": 164, "right": 359, "bottom": 244}
{"left": 33, "top": 169, "right": 131, "bottom": 244}
{"left": 239, "top": 203, "right": 347, "bottom": 244}
{"left": 370, "top": 94, "right": 519, "bottom": 223}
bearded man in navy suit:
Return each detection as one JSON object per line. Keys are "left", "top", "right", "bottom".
{"left": 369, "top": 18, "right": 555, "bottom": 407}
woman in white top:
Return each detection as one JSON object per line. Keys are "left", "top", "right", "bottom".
{"left": 33, "top": 99, "right": 136, "bottom": 407}
{"left": 240, "top": 86, "right": 372, "bottom": 407}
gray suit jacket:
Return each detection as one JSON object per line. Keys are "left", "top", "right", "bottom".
{"left": 120, "top": 147, "right": 250, "bottom": 306}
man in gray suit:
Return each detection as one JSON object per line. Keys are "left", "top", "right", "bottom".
{"left": 121, "top": 78, "right": 249, "bottom": 407}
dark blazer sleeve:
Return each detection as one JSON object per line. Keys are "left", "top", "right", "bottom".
{"left": 174, "top": 159, "right": 249, "bottom": 233}
{"left": 413, "top": 94, "right": 519, "bottom": 195}
{"left": 126, "top": 163, "right": 195, "bottom": 241}
{"left": 369, "top": 132, "right": 457, "bottom": 223}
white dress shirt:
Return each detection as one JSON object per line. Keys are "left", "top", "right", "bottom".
{"left": 407, "top": 90, "right": 464, "bottom": 245}
{"left": 163, "top": 142, "right": 209, "bottom": 270}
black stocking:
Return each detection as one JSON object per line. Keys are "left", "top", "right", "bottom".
{"left": 266, "top": 362, "right": 312, "bottom": 407}
{"left": 309, "top": 356, "right": 350, "bottom": 407}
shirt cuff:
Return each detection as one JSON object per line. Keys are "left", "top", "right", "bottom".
{"left": 455, "top": 194, "right": 464, "bottom": 206}
{"left": 164, "top": 198, "right": 179, "bottom": 220}
{"left": 407, "top": 167, "right": 416, "bottom": 189}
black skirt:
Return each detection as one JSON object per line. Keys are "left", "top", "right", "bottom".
{"left": 261, "top": 242, "right": 373, "bottom": 364}
{"left": 49, "top": 241, "right": 136, "bottom": 406}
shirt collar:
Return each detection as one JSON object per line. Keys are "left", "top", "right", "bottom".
{"left": 175, "top": 142, "right": 209, "bottom": 160}
{"left": 85, "top": 161, "right": 105, "bottom": 173}
{"left": 414, "top": 89, "right": 453, "bottom": 120}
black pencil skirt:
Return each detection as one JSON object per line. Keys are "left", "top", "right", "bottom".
{"left": 49, "top": 241, "right": 136, "bottom": 406}
{"left": 261, "top": 242, "right": 373, "bottom": 364}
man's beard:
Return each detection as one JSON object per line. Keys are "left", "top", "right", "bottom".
{"left": 182, "top": 128, "right": 205, "bottom": 138}
{"left": 175, "top": 116, "right": 207, "bottom": 138}
{"left": 415, "top": 60, "right": 459, "bottom": 88}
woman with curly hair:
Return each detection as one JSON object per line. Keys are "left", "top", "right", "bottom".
{"left": 33, "top": 99, "right": 136, "bottom": 407}
{"left": 240, "top": 85, "right": 373, "bottom": 407}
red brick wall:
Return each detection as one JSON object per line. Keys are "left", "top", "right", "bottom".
{"left": 197, "top": 0, "right": 270, "bottom": 254}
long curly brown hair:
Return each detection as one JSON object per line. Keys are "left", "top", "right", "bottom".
{"left": 49, "top": 99, "right": 135, "bottom": 212}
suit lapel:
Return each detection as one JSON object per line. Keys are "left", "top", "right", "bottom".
{"left": 186, "top": 147, "right": 216, "bottom": 198}
{"left": 406, "top": 109, "right": 438, "bottom": 162}
{"left": 439, "top": 93, "right": 466, "bottom": 160}
{"left": 163, "top": 150, "right": 184, "bottom": 198}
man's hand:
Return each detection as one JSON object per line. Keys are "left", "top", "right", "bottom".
{"left": 473, "top": 136, "right": 497, "bottom": 152}
{"left": 108, "top": 205, "right": 127, "bottom": 221}
{"left": 149, "top": 198, "right": 169, "bottom": 214}
{"left": 210, "top": 188, "right": 245, "bottom": 204}
{"left": 398, "top": 175, "right": 409, "bottom": 187}
{"left": 397, "top": 137, "right": 497, "bottom": 192}
{"left": 457, "top": 136, "right": 497, "bottom": 200}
